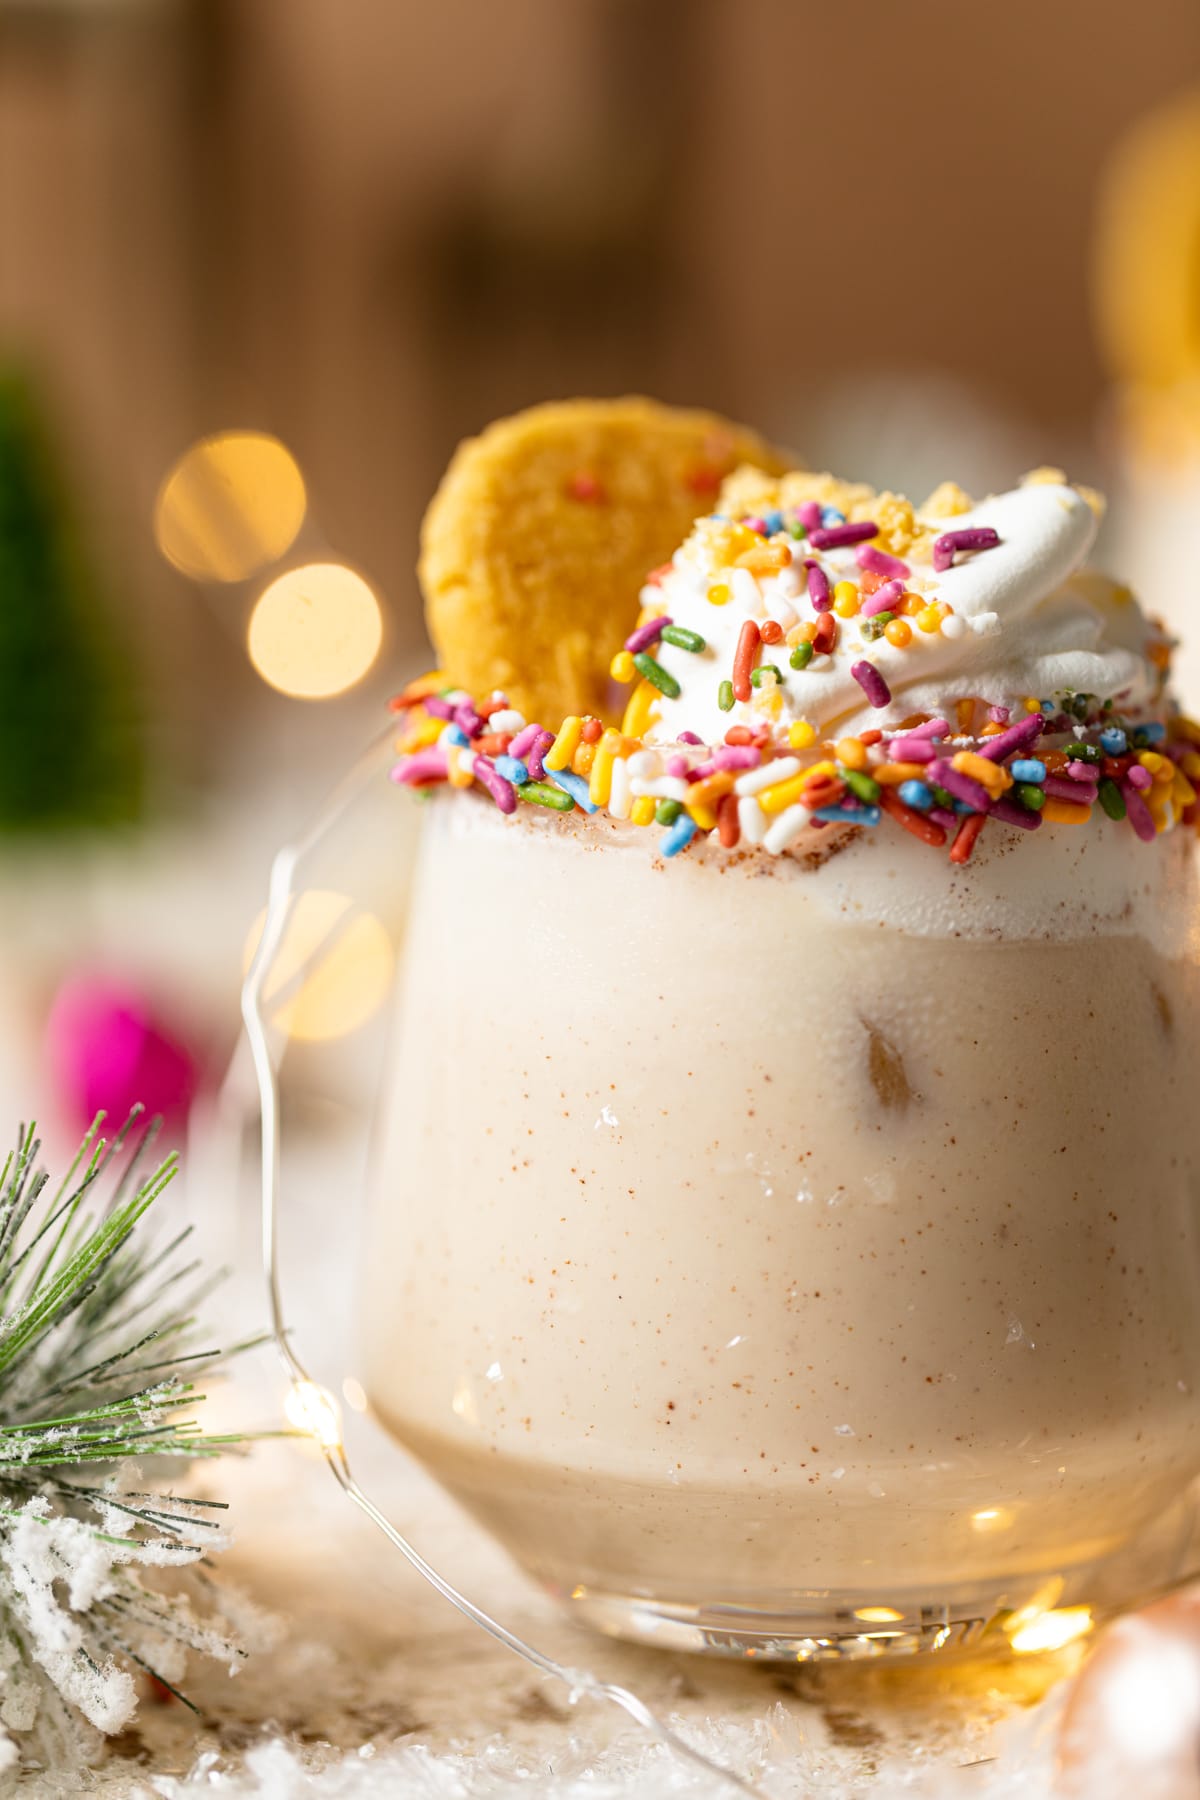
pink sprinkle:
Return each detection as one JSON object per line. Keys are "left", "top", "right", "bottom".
{"left": 932, "top": 526, "right": 1001, "bottom": 574}
{"left": 508, "top": 723, "right": 541, "bottom": 758}
{"left": 861, "top": 579, "right": 905, "bottom": 618}
{"left": 711, "top": 745, "right": 762, "bottom": 772}
{"left": 990, "top": 797, "right": 1042, "bottom": 830}
{"left": 745, "top": 517, "right": 768, "bottom": 536}
{"left": 851, "top": 659, "right": 891, "bottom": 708}
{"left": 806, "top": 561, "right": 832, "bottom": 612}
{"left": 928, "top": 806, "right": 958, "bottom": 831}
{"left": 666, "top": 754, "right": 689, "bottom": 777}
{"left": 391, "top": 750, "right": 449, "bottom": 785}
{"left": 988, "top": 706, "right": 1010, "bottom": 724}
{"left": 526, "top": 729, "right": 554, "bottom": 781}
{"left": 911, "top": 718, "right": 951, "bottom": 738}
{"left": 1123, "top": 780, "right": 1157, "bottom": 841}
{"left": 928, "top": 758, "right": 992, "bottom": 811}
{"left": 421, "top": 695, "right": 456, "bottom": 720}
{"left": 978, "top": 712, "right": 1043, "bottom": 762}
{"left": 797, "top": 501, "right": 822, "bottom": 530}
{"left": 473, "top": 754, "right": 517, "bottom": 814}
{"left": 455, "top": 700, "right": 485, "bottom": 738}
{"left": 625, "top": 614, "right": 671, "bottom": 654}
{"left": 888, "top": 736, "right": 936, "bottom": 763}
{"left": 1128, "top": 764, "right": 1152, "bottom": 790}
{"left": 1065, "top": 760, "right": 1098, "bottom": 781}
{"left": 809, "top": 520, "right": 878, "bottom": 550}
{"left": 678, "top": 730, "right": 703, "bottom": 745}
{"left": 857, "top": 545, "right": 910, "bottom": 580}
{"left": 1043, "top": 774, "right": 1098, "bottom": 803}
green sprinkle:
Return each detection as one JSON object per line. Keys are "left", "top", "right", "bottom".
{"left": 750, "top": 663, "right": 783, "bottom": 688}
{"left": 859, "top": 616, "right": 890, "bottom": 642}
{"left": 661, "top": 625, "right": 706, "bottom": 653}
{"left": 655, "top": 798, "right": 683, "bottom": 826}
{"left": 1016, "top": 783, "right": 1045, "bottom": 812}
{"left": 1098, "top": 777, "right": 1126, "bottom": 821}
{"left": 788, "top": 521, "right": 808, "bottom": 541}
{"left": 931, "top": 783, "right": 954, "bottom": 810}
{"left": 789, "top": 641, "right": 814, "bottom": 671}
{"left": 1069, "top": 742, "right": 1103, "bottom": 765}
{"left": 842, "top": 769, "right": 881, "bottom": 803}
{"left": 516, "top": 781, "right": 575, "bottom": 812}
{"left": 632, "top": 652, "right": 681, "bottom": 699}
{"left": 718, "top": 679, "right": 735, "bottom": 712}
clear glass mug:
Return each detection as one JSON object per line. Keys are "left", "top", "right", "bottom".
{"left": 362, "top": 795, "right": 1200, "bottom": 1660}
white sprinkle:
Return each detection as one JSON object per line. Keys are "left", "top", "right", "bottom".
{"left": 609, "top": 756, "right": 632, "bottom": 819}
{"left": 968, "top": 611, "right": 1000, "bottom": 637}
{"left": 626, "top": 749, "right": 661, "bottom": 779}
{"left": 729, "top": 568, "right": 761, "bottom": 611}
{"left": 940, "top": 613, "right": 968, "bottom": 639}
{"left": 630, "top": 776, "right": 688, "bottom": 800}
{"left": 737, "top": 796, "right": 769, "bottom": 845}
{"left": 734, "top": 756, "right": 802, "bottom": 796}
{"left": 764, "top": 802, "right": 811, "bottom": 854}
{"left": 487, "top": 708, "right": 525, "bottom": 733}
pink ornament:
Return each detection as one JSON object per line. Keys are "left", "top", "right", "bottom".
{"left": 45, "top": 974, "right": 198, "bottom": 1136}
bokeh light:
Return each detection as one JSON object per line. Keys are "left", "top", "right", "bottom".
{"left": 244, "top": 888, "right": 394, "bottom": 1043}
{"left": 247, "top": 562, "right": 383, "bottom": 698}
{"left": 155, "top": 431, "right": 306, "bottom": 582}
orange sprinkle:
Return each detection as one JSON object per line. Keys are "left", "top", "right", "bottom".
{"left": 875, "top": 762, "right": 929, "bottom": 785}
{"left": 786, "top": 621, "right": 818, "bottom": 645}
{"left": 949, "top": 813, "right": 986, "bottom": 863}
{"left": 717, "top": 792, "right": 741, "bottom": 848}
{"left": 581, "top": 717, "right": 603, "bottom": 743}
{"left": 688, "top": 771, "right": 736, "bottom": 809}
{"left": 860, "top": 729, "right": 883, "bottom": 745}
{"left": 878, "top": 786, "right": 947, "bottom": 846}
{"left": 901, "top": 593, "right": 926, "bottom": 617}
{"left": 955, "top": 699, "right": 975, "bottom": 733}
{"left": 724, "top": 726, "right": 755, "bottom": 746}
{"left": 836, "top": 736, "right": 868, "bottom": 771}
{"left": 475, "top": 731, "right": 512, "bottom": 757}
{"left": 760, "top": 619, "right": 784, "bottom": 645}
{"left": 733, "top": 620, "right": 761, "bottom": 703}
{"left": 884, "top": 618, "right": 912, "bottom": 648}
{"left": 1040, "top": 798, "right": 1093, "bottom": 824}
{"left": 813, "top": 613, "right": 837, "bottom": 655}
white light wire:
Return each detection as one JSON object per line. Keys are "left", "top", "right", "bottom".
{"left": 238, "top": 722, "right": 773, "bottom": 1800}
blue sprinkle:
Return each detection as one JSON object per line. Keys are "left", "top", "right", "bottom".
{"left": 1010, "top": 758, "right": 1047, "bottom": 782}
{"left": 953, "top": 799, "right": 975, "bottom": 813}
{"left": 815, "top": 804, "right": 881, "bottom": 826}
{"left": 442, "top": 723, "right": 470, "bottom": 747}
{"left": 897, "top": 779, "right": 933, "bottom": 810}
{"left": 762, "top": 508, "right": 784, "bottom": 535}
{"left": 820, "top": 506, "right": 846, "bottom": 527}
{"left": 547, "top": 770, "right": 599, "bottom": 813}
{"left": 1040, "top": 701, "right": 1055, "bottom": 715}
{"left": 660, "top": 815, "right": 697, "bottom": 857}
{"left": 494, "top": 755, "right": 529, "bottom": 784}
{"left": 1140, "top": 721, "right": 1166, "bottom": 743}
{"left": 1099, "top": 727, "right": 1127, "bottom": 755}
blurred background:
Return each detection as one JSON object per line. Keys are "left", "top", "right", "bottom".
{"left": 0, "top": 0, "right": 1199, "bottom": 1172}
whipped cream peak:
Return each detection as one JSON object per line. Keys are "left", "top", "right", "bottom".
{"left": 636, "top": 473, "right": 1167, "bottom": 745}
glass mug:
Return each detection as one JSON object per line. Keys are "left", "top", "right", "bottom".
{"left": 363, "top": 795, "right": 1200, "bottom": 1659}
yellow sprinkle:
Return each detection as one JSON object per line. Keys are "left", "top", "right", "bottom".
{"left": 952, "top": 750, "right": 1012, "bottom": 798}
{"left": 685, "top": 800, "right": 719, "bottom": 830}
{"left": 573, "top": 739, "right": 596, "bottom": 777}
{"left": 735, "top": 544, "right": 792, "bottom": 575}
{"left": 786, "top": 621, "right": 817, "bottom": 645}
{"left": 610, "top": 649, "right": 636, "bottom": 684}
{"left": 545, "top": 716, "right": 582, "bottom": 772}
{"left": 875, "top": 762, "right": 927, "bottom": 785}
{"left": 1022, "top": 696, "right": 1042, "bottom": 714}
{"left": 955, "top": 699, "right": 975, "bottom": 734}
{"left": 755, "top": 686, "right": 784, "bottom": 721}
{"left": 1179, "top": 749, "right": 1200, "bottom": 780}
{"left": 787, "top": 720, "right": 817, "bottom": 750}
{"left": 757, "top": 773, "right": 812, "bottom": 815}
{"left": 401, "top": 715, "right": 445, "bottom": 752}
{"left": 447, "top": 746, "right": 474, "bottom": 789}
{"left": 836, "top": 736, "right": 868, "bottom": 770}
{"left": 1040, "top": 798, "right": 1093, "bottom": 824}
{"left": 917, "top": 605, "right": 942, "bottom": 634}
{"left": 833, "top": 581, "right": 860, "bottom": 619}
{"left": 588, "top": 730, "right": 620, "bottom": 807}
{"left": 621, "top": 680, "right": 660, "bottom": 740}
{"left": 630, "top": 794, "right": 656, "bottom": 827}
{"left": 1139, "top": 750, "right": 1173, "bottom": 784}
{"left": 707, "top": 583, "right": 732, "bottom": 606}
{"left": 1172, "top": 767, "right": 1197, "bottom": 808}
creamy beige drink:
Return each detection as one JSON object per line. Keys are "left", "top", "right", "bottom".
{"left": 365, "top": 457, "right": 1200, "bottom": 1656}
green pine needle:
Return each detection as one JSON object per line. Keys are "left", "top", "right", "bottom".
{"left": 0, "top": 1107, "right": 253, "bottom": 1767}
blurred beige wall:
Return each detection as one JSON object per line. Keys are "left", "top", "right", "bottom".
{"left": 0, "top": 0, "right": 1197, "bottom": 744}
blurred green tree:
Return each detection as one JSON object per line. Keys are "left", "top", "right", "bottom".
{"left": 0, "top": 368, "right": 142, "bottom": 830}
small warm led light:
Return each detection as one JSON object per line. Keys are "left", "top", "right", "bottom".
{"left": 248, "top": 561, "right": 383, "bottom": 699}
{"left": 243, "top": 889, "right": 394, "bottom": 1043}
{"left": 284, "top": 1379, "right": 343, "bottom": 1450}
{"left": 155, "top": 431, "right": 306, "bottom": 582}
{"left": 1011, "top": 1606, "right": 1094, "bottom": 1655}
{"left": 853, "top": 1606, "right": 905, "bottom": 1624}
{"left": 342, "top": 1376, "right": 368, "bottom": 1414}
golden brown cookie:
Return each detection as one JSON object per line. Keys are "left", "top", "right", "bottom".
{"left": 419, "top": 397, "right": 790, "bottom": 725}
